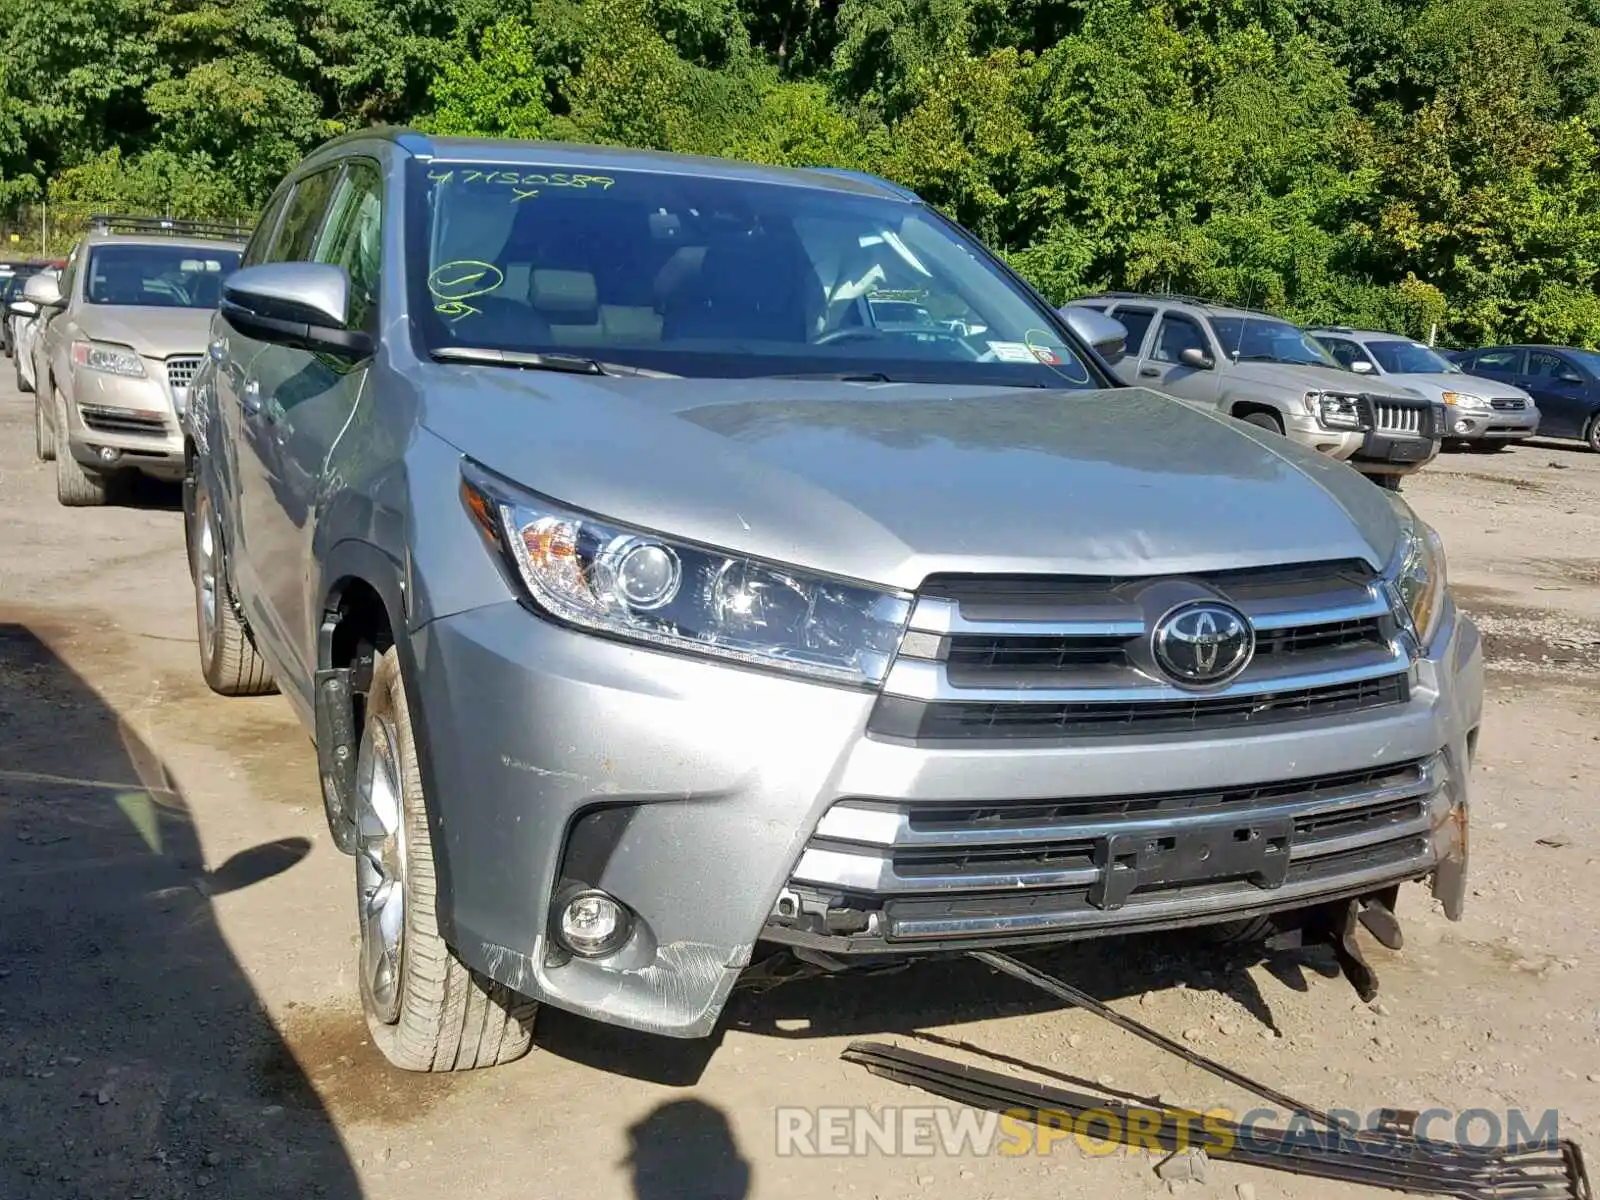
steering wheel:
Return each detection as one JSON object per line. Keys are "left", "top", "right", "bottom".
{"left": 814, "top": 327, "right": 890, "bottom": 346}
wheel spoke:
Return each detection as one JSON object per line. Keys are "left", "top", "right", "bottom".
{"left": 354, "top": 712, "right": 407, "bottom": 1025}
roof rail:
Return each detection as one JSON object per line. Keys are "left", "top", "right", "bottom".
{"left": 87, "top": 214, "right": 253, "bottom": 240}
{"left": 1077, "top": 289, "right": 1284, "bottom": 317}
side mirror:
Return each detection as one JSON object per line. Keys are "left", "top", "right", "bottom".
{"left": 1350, "top": 359, "right": 1375, "bottom": 374}
{"left": 1558, "top": 369, "right": 1585, "bottom": 385}
{"left": 7, "top": 299, "right": 39, "bottom": 317}
{"left": 1179, "top": 346, "right": 1214, "bottom": 370}
{"left": 220, "top": 263, "right": 373, "bottom": 359}
{"left": 23, "top": 273, "right": 62, "bottom": 307}
{"left": 1061, "top": 306, "right": 1129, "bottom": 365}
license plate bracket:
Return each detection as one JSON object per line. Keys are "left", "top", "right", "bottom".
{"left": 1088, "top": 817, "right": 1293, "bottom": 910}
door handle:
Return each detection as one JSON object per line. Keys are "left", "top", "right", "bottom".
{"left": 1139, "top": 366, "right": 1160, "bottom": 378}
{"left": 242, "top": 379, "right": 263, "bottom": 416}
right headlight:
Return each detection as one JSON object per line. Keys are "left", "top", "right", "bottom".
{"left": 1311, "top": 391, "right": 1364, "bottom": 430}
{"left": 72, "top": 339, "right": 146, "bottom": 378}
{"left": 1382, "top": 494, "right": 1449, "bottom": 648}
{"left": 1441, "top": 391, "right": 1490, "bottom": 410}
{"left": 459, "top": 459, "right": 913, "bottom": 686}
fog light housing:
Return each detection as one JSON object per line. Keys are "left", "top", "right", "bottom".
{"left": 1453, "top": 419, "right": 1473, "bottom": 434}
{"left": 97, "top": 446, "right": 122, "bottom": 464}
{"left": 555, "top": 888, "right": 632, "bottom": 958}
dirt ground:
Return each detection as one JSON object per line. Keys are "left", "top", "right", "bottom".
{"left": 1, "top": 371, "right": 1597, "bottom": 1200}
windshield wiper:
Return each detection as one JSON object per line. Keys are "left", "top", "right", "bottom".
{"left": 432, "top": 347, "right": 678, "bottom": 378}
{"left": 763, "top": 371, "right": 898, "bottom": 383}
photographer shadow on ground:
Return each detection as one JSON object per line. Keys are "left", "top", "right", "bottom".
{"left": 0, "top": 623, "right": 359, "bottom": 1199}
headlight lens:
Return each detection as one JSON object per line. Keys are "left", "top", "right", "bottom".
{"left": 1316, "top": 392, "right": 1364, "bottom": 430}
{"left": 1383, "top": 495, "right": 1449, "bottom": 647}
{"left": 72, "top": 340, "right": 146, "bottom": 378}
{"left": 460, "top": 460, "right": 913, "bottom": 685}
{"left": 1441, "top": 391, "right": 1489, "bottom": 410}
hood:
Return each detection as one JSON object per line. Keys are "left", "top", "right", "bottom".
{"left": 419, "top": 374, "right": 1403, "bottom": 591}
{"left": 77, "top": 306, "right": 214, "bottom": 358}
{"left": 1379, "top": 371, "right": 1533, "bottom": 402}
{"left": 1228, "top": 359, "right": 1422, "bottom": 401}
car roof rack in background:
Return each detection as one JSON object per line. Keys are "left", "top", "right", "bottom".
{"left": 87, "top": 214, "right": 252, "bottom": 240}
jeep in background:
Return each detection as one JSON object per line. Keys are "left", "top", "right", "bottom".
{"left": 1065, "top": 293, "right": 1444, "bottom": 488}
{"left": 1308, "top": 326, "right": 1539, "bottom": 452}
{"left": 186, "top": 130, "right": 1481, "bottom": 1073}
{"left": 30, "top": 215, "right": 247, "bottom": 505}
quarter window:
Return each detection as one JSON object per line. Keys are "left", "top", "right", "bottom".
{"left": 1471, "top": 349, "right": 1522, "bottom": 374}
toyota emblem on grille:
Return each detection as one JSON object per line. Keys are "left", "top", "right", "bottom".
{"left": 1152, "top": 600, "right": 1255, "bottom": 686}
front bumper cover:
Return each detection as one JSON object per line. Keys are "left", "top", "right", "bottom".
{"left": 409, "top": 599, "right": 1481, "bottom": 1039}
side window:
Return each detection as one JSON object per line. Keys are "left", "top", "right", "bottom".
{"left": 1528, "top": 350, "right": 1573, "bottom": 380}
{"left": 311, "top": 160, "right": 384, "bottom": 333}
{"left": 58, "top": 244, "right": 81, "bottom": 303}
{"left": 271, "top": 167, "right": 343, "bottom": 264}
{"left": 1110, "top": 306, "right": 1155, "bottom": 355}
{"left": 1150, "top": 313, "right": 1209, "bottom": 363}
{"left": 1473, "top": 349, "right": 1521, "bottom": 374}
{"left": 1322, "top": 338, "right": 1372, "bottom": 370}
{"left": 242, "top": 185, "right": 293, "bottom": 268}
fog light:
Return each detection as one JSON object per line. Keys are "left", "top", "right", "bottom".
{"left": 556, "top": 889, "right": 631, "bottom": 958}
{"left": 1453, "top": 419, "right": 1473, "bottom": 434}
{"left": 97, "top": 446, "right": 122, "bottom": 464}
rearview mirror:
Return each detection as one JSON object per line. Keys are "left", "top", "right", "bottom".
{"left": 1350, "top": 359, "right": 1375, "bottom": 374}
{"left": 1060, "top": 306, "right": 1129, "bottom": 365}
{"left": 220, "top": 262, "right": 373, "bottom": 359}
{"left": 1179, "top": 346, "right": 1214, "bottom": 370}
{"left": 23, "top": 273, "right": 62, "bottom": 307}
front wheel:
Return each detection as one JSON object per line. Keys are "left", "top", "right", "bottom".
{"left": 54, "top": 391, "right": 110, "bottom": 506}
{"left": 191, "top": 478, "right": 277, "bottom": 696}
{"left": 1239, "top": 411, "right": 1284, "bottom": 434}
{"left": 1586, "top": 416, "right": 1600, "bottom": 454}
{"left": 34, "top": 394, "right": 55, "bottom": 461}
{"left": 356, "top": 647, "right": 538, "bottom": 1071}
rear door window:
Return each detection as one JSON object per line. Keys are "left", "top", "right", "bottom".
{"left": 1109, "top": 306, "right": 1156, "bottom": 356}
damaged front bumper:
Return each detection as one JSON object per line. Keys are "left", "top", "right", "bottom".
{"left": 406, "top": 597, "right": 1481, "bottom": 1039}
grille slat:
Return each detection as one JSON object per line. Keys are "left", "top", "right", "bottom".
{"left": 77, "top": 405, "right": 169, "bottom": 437}
{"left": 165, "top": 355, "right": 203, "bottom": 391}
{"left": 873, "top": 561, "right": 1413, "bottom": 742}
{"left": 1374, "top": 401, "right": 1422, "bottom": 434}
{"left": 1490, "top": 397, "right": 1527, "bottom": 411}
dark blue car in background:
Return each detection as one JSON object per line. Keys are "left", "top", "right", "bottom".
{"left": 1449, "top": 344, "right": 1600, "bottom": 452}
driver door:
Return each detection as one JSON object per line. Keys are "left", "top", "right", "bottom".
{"left": 1135, "top": 312, "right": 1222, "bottom": 409}
{"left": 1522, "top": 349, "right": 1588, "bottom": 438}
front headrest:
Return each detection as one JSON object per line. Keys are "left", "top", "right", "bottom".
{"left": 529, "top": 269, "right": 598, "bottom": 324}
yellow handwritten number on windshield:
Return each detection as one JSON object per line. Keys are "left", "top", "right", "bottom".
{"left": 428, "top": 260, "right": 504, "bottom": 322}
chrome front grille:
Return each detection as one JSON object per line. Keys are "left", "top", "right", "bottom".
{"left": 1372, "top": 401, "right": 1423, "bottom": 434}
{"left": 783, "top": 757, "right": 1441, "bottom": 942}
{"left": 868, "top": 561, "right": 1414, "bottom": 742}
{"left": 165, "top": 355, "right": 203, "bottom": 391}
{"left": 77, "top": 404, "right": 169, "bottom": 437}
{"left": 1490, "top": 397, "right": 1527, "bottom": 411}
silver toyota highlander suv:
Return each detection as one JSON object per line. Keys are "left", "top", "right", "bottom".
{"left": 30, "top": 216, "right": 245, "bottom": 504}
{"left": 184, "top": 130, "right": 1483, "bottom": 1073}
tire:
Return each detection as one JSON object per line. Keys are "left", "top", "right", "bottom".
{"left": 1239, "top": 411, "right": 1284, "bottom": 434}
{"left": 34, "top": 393, "right": 55, "bottom": 462}
{"left": 191, "top": 478, "right": 277, "bottom": 697}
{"left": 1372, "top": 473, "right": 1403, "bottom": 492}
{"left": 356, "top": 646, "right": 537, "bottom": 1072}
{"left": 1586, "top": 416, "right": 1600, "bottom": 454}
{"left": 54, "top": 393, "right": 111, "bottom": 506}
{"left": 16, "top": 353, "right": 33, "bottom": 394}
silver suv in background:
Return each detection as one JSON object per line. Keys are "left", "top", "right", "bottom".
{"left": 1308, "top": 327, "right": 1540, "bottom": 452}
{"left": 1065, "top": 293, "right": 1444, "bottom": 488}
{"left": 186, "top": 130, "right": 1481, "bottom": 1073}
{"left": 30, "top": 216, "right": 246, "bottom": 504}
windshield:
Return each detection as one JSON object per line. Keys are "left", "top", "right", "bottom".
{"left": 85, "top": 244, "right": 240, "bottom": 309}
{"left": 1366, "top": 339, "right": 1458, "bottom": 375}
{"left": 407, "top": 161, "right": 1097, "bottom": 386}
{"left": 1567, "top": 349, "right": 1600, "bottom": 377}
{"left": 1209, "top": 317, "right": 1338, "bottom": 367}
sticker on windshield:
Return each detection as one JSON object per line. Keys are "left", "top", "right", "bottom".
{"left": 986, "top": 341, "right": 1040, "bottom": 364}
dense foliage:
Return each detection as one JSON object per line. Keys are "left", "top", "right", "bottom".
{"left": 4, "top": 0, "right": 1600, "bottom": 345}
